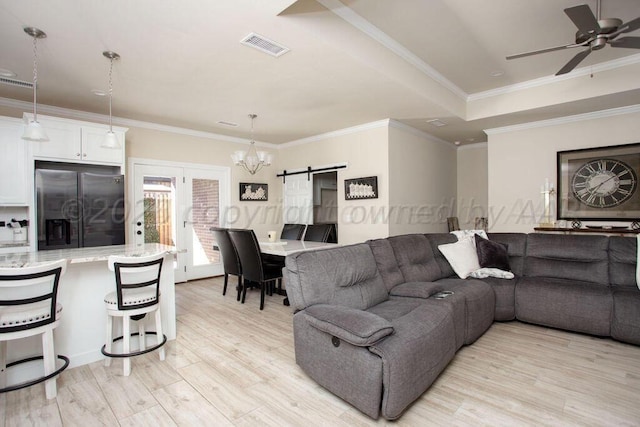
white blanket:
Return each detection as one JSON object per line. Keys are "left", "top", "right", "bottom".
{"left": 636, "top": 234, "right": 640, "bottom": 290}
{"left": 469, "top": 267, "right": 514, "bottom": 280}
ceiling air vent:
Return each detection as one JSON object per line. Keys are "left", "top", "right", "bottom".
{"left": 240, "top": 33, "right": 290, "bottom": 57}
{"left": 0, "top": 77, "right": 33, "bottom": 89}
{"left": 217, "top": 120, "right": 238, "bottom": 127}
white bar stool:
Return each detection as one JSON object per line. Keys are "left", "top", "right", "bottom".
{"left": 0, "top": 259, "right": 69, "bottom": 399}
{"left": 102, "top": 253, "right": 166, "bottom": 376}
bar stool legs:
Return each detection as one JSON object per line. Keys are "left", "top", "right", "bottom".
{"left": 102, "top": 252, "right": 167, "bottom": 377}
{"left": 102, "top": 309, "right": 167, "bottom": 377}
{"left": 0, "top": 259, "right": 69, "bottom": 399}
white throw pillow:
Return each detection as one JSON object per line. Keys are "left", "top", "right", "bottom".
{"left": 438, "top": 237, "right": 481, "bottom": 279}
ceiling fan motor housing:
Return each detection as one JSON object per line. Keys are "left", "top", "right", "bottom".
{"left": 575, "top": 18, "right": 623, "bottom": 44}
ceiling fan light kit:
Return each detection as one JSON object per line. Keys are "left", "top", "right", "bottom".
{"left": 506, "top": 0, "right": 640, "bottom": 75}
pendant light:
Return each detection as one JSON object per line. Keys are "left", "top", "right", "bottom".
{"left": 101, "top": 51, "right": 121, "bottom": 149}
{"left": 231, "top": 114, "right": 272, "bottom": 175}
{"left": 22, "top": 27, "right": 48, "bottom": 142}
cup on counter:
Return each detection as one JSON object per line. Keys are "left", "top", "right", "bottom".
{"left": 267, "top": 231, "right": 277, "bottom": 242}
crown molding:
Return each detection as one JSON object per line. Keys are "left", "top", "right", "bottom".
{"left": 457, "top": 141, "right": 487, "bottom": 151}
{"left": 468, "top": 53, "right": 640, "bottom": 102}
{"left": 0, "top": 96, "right": 277, "bottom": 148}
{"left": 316, "top": 0, "right": 468, "bottom": 101}
{"left": 388, "top": 119, "right": 455, "bottom": 150}
{"left": 485, "top": 104, "right": 640, "bottom": 135}
{"left": 280, "top": 119, "right": 391, "bottom": 148}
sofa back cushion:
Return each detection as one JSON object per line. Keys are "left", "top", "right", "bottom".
{"left": 367, "top": 238, "right": 405, "bottom": 291}
{"left": 524, "top": 233, "right": 609, "bottom": 285}
{"left": 609, "top": 236, "right": 637, "bottom": 289}
{"left": 284, "top": 243, "right": 389, "bottom": 311}
{"left": 388, "top": 234, "right": 444, "bottom": 282}
{"left": 487, "top": 233, "right": 527, "bottom": 276}
{"left": 424, "top": 233, "right": 458, "bottom": 278}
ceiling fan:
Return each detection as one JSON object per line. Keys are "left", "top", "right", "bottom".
{"left": 506, "top": 0, "right": 640, "bottom": 75}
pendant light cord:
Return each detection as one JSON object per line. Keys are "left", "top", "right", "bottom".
{"left": 32, "top": 35, "right": 39, "bottom": 121}
{"left": 108, "top": 56, "right": 114, "bottom": 132}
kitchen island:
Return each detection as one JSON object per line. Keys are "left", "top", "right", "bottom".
{"left": 0, "top": 243, "right": 176, "bottom": 370}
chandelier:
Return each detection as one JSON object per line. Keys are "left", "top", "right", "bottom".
{"left": 231, "top": 114, "right": 272, "bottom": 175}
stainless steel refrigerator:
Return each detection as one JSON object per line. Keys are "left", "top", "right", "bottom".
{"left": 36, "top": 166, "right": 125, "bottom": 250}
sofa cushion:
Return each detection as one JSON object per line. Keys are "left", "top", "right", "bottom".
{"left": 424, "top": 233, "right": 458, "bottom": 278}
{"left": 285, "top": 243, "right": 389, "bottom": 311}
{"left": 611, "top": 289, "right": 640, "bottom": 345}
{"left": 367, "top": 238, "right": 406, "bottom": 291}
{"left": 305, "top": 304, "right": 394, "bottom": 346}
{"left": 437, "top": 237, "right": 481, "bottom": 279}
{"left": 475, "top": 234, "right": 510, "bottom": 271}
{"left": 524, "top": 234, "right": 609, "bottom": 285}
{"left": 388, "top": 234, "right": 443, "bottom": 282}
{"left": 609, "top": 236, "right": 637, "bottom": 289}
{"left": 516, "top": 277, "right": 612, "bottom": 336}
{"left": 487, "top": 233, "right": 527, "bottom": 276}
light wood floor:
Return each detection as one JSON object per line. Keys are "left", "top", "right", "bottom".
{"left": 2, "top": 276, "right": 640, "bottom": 426}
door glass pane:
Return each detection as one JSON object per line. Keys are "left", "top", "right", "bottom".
{"left": 191, "top": 178, "right": 220, "bottom": 266}
{"left": 143, "top": 176, "right": 176, "bottom": 246}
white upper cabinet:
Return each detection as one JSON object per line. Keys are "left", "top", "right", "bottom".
{"left": 0, "top": 117, "right": 28, "bottom": 205}
{"left": 28, "top": 114, "right": 126, "bottom": 166}
{"left": 81, "top": 125, "right": 125, "bottom": 164}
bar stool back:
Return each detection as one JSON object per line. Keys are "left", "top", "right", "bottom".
{"left": 102, "top": 253, "right": 166, "bottom": 376}
{"left": 0, "top": 259, "right": 69, "bottom": 399}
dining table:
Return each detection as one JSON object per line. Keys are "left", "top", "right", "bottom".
{"left": 258, "top": 239, "right": 341, "bottom": 305}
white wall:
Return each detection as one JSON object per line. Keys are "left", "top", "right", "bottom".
{"left": 456, "top": 143, "right": 488, "bottom": 230}
{"left": 487, "top": 107, "right": 640, "bottom": 232}
{"left": 125, "top": 126, "right": 280, "bottom": 239}
{"left": 277, "top": 124, "right": 390, "bottom": 245}
{"left": 388, "top": 123, "right": 457, "bottom": 235}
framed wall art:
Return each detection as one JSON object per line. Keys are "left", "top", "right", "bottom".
{"left": 557, "top": 143, "right": 640, "bottom": 220}
{"left": 345, "top": 176, "right": 378, "bottom": 200}
{"left": 239, "top": 182, "right": 268, "bottom": 201}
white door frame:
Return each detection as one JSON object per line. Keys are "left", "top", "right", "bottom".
{"left": 128, "top": 158, "right": 230, "bottom": 282}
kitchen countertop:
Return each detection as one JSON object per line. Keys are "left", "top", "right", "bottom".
{"left": 0, "top": 243, "right": 176, "bottom": 268}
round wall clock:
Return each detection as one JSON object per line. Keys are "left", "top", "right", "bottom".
{"left": 571, "top": 158, "right": 637, "bottom": 208}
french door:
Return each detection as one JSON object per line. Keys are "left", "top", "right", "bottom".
{"left": 131, "top": 160, "right": 230, "bottom": 282}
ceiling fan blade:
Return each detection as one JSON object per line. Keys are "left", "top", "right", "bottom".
{"left": 609, "top": 17, "right": 640, "bottom": 38}
{"left": 564, "top": 4, "right": 600, "bottom": 35}
{"left": 556, "top": 49, "right": 592, "bottom": 75}
{"left": 610, "top": 36, "right": 640, "bottom": 49}
{"left": 506, "top": 43, "right": 582, "bottom": 60}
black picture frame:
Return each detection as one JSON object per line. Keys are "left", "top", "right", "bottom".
{"left": 557, "top": 143, "right": 640, "bottom": 221}
{"left": 345, "top": 176, "right": 378, "bottom": 200}
{"left": 239, "top": 182, "right": 268, "bottom": 201}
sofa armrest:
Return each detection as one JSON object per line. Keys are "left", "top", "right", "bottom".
{"left": 304, "top": 304, "right": 394, "bottom": 346}
{"left": 389, "top": 281, "right": 444, "bottom": 299}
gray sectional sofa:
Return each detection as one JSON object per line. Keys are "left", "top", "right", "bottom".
{"left": 283, "top": 232, "right": 640, "bottom": 420}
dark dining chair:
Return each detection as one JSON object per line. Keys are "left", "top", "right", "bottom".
{"left": 212, "top": 228, "right": 242, "bottom": 301}
{"left": 303, "top": 223, "right": 333, "bottom": 242}
{"left": 280, "top": 224, "right": 306, "bottom": 240}
{"left": 228, "top": 229, "right": 283, "bottom": 310}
